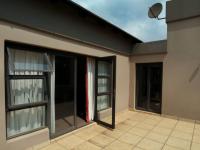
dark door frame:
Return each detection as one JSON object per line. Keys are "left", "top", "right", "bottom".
{"left": 135, "top": 62, "right": 163, "bottom": 114}
{"left": 94, "top": 56, "right": 116, "bottom": 129}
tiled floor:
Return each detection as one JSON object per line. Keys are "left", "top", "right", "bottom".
{"left": 33, "top": 111, "right": 200, "bottom": 150}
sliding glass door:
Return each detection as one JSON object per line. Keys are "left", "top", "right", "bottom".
{"left": 95, "top": 56, "right": 116, "bottom": 129}
{"left": 136, "top": 63, "right": 162, "bottom": 113}
{"left": 53, "top": 55, "right": 77, "bottom": 137}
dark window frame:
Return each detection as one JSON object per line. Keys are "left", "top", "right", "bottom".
{"left": 5, "top": 46, "right": 50, "bottom": 139}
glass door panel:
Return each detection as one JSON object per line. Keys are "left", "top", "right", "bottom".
{"left": 95, "top": 56, "right": 116, "bottom": 129}
{"left": 136, "top": 63, "right": 162, "bottom": 114}
{"left": 54, "top": 56, "right": 76, "bottom": 137}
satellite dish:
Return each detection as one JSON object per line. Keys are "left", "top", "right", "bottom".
{"left": 148, "top": 3, "right": 165, "bottom": 20}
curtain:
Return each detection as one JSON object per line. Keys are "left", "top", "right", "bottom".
{"left": 86, "top": 58, "right": 95, "bottom": 122}
{"left": 7, "top": 106, "right": 45, "bottom": 137}
{"left": 7, "top": 48, "right": 51, "bottom": 137}
{"left": 50, "top": 56, "right": 55, "bottom": 134}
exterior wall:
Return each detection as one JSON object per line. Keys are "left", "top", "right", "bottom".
{"left": 162, "top": 16, "right": 200, "bottom": 120}
{"left": 0, "top": 21, "right": 130, "bottom": 149}
{"left": 129, "top": 54, "right": 166, "bottom": 110}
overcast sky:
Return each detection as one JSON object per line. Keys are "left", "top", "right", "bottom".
{"left": 72, "top": 0, "right": 167, "bottom": 42}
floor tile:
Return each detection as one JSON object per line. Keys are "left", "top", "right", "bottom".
{"left": 176, "top": 121, "right": 194, "bottom": 129}
{"left": 132, "top": 147, "right": 143, "bottom": 150}
{"left": 123, "top": 119, "right": 139, "bottom": 126}
{"left": 40, "top": 143, "right": 67, "bottom": 150}
{"left": 135, "top": 123, "right": 154, "bottom": 130}
{"left": 162, "top": 145, "right": 182, "bottom": 150}
{"left": 91, "top": 125, "right": 108, "bottom": 133}
{"left": 74, "top": 128, "right": 100, "bottom": 140}
{"left": 129, "top": 127, "right": 149, "bottom": 137}
{"left": 152, "top": 126, "right": 172, "bottom": 136}
{"left": 193, "top": 135, "right": 200, "bottom": 144}
{"left": 57, "top": 135, "right": 84, "bottom": 149}
{"left": 73, "top": 141, "right": 101, "bottom": 150}
{"left": 143, "top": 118, "right": 160, "bottom": 126}
{"left": 146, "top": 131, "right": 168, "bottom": 143}
{"left": 118, "top": 133, "right": 142, "bottom": 145}
{"left": 104, "top": 140, "right": 133, "bottom": 150}
{"left": 174, "top": 125, "right": 194, "bottom": 134}
{"left": 137, "top": 138, "right": 163, "bottom": 150}
{"left": 191, "top": 142, "right": 200, "bottom": 150}
{"left": 88, "top": 134, "right": 115, "bottom": 148}
{"left": 102, "top": 129, "right": 124, "bottom": 139}
{"left": 195, "top": 123, "right": 200, "bottom": 130}
{"left": 116, "top": 122, "right": 132, "bottom": 131}
{"left": 166, "top": 137, "right": 191, "bottom": 150}
{"left": 194, "top": 128, "right": 200, "bottom": 136}
{"left": 171, "top": 130, "right": 193, "bottom": 141}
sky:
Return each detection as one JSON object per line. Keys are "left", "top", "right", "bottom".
{"left": 72, "top": 0, "right": 167, "bottom": 42}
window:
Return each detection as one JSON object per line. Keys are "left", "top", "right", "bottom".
{"left": 97, "top": 61, "right": 112, "bottom": 111}
{"left": 6, "top": 47, "right": 52, "bottom": 138}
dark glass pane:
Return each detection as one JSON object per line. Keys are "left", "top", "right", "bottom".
{"left": 7, "top": 106, "right": 45, "bottom": 137}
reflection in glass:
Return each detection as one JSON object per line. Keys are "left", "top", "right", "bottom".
{"left": 98, "top": 78, "right": 110, "bottom": 93}
{"left": 10, "top": 79, "right": 45, "bottom": 106}
{"left": 7, "top": 48, "right": 52, "bottom": 74}
{"left": 7, "top": 106, "right": 45, "bottom": 137}
{"left": 98, "top": 61, "right": 111, "bottom": 76}
{"left": 97, "top": 95, "right": 110, "bottom": 111}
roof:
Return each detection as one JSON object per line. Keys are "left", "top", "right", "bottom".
{"left": 68, "top": 0, "right": 141, "bottom": 42}
{"left": 0, "top": 0, "right": 142, "bottom": 55}
{"left": 131, "top": 40, "right": 167, "bottom": 55}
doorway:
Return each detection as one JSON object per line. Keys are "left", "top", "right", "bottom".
{"left": 54, "top": 55, "right": 87, "bottom": 137}
{"left": 54, "top": 55, "right": 76, "bottom": 136}
{"left": 136, "top": 63, "right": 162, "bottom": 113}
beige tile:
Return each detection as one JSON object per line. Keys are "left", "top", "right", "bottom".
{"left": 176, "top": 121, "right": 195, "bottom": 128}
{"left": 195, "top": 123, "right": 200, "bottom": 130}
{"left": 74, "top": 128, "right": 100, "bottom": 140}
{"left": 135, "top": 123, "right": 154, "bottom": 130}
{"left": 116, "top": 122, "right": 132, "bottom": 131}
{"left": 33, "top": 141, "right": 50, "bottom": 150}
{"left": 152, "top": 126, "right": 172, "bottom": 136}
{"left": 118, "top": 133, "right": 142, "bottom": 145}
{"left": 166, "top": 137, "right": 191, "bottom": 150}
{"left": 132, "top": 147, "right": 143, "bottom": 150}
{"left": 129, "top": 127, "right": 149, "bottom": 137}
{"left": 88, "top": 134, "right": 115, "bottom": 148}
{"left": 157, "top": 121, "right": 176, "bottom": 129}
{"left": 171, "top": 130, "right": 193, "bottom": 141}
{"left": 193, "top": 135, "right": 200, "bottom": 144}
{"left": 143, "top": 118, "right": 160, "bottom": 126}
{"left": 91, "top": 125, "right": 107, "bottom": 133}
{"left": 191, "top": 142, "right": 200, "bottom": 150}
{"left": 174, "top": 125, "right": 194, "bottom": 134}
{"left": 123, "top": 119, "right": 139, "bottom": 126}
{"left": 40, "top": 143, "right": 67, "bottom": 150}
{"left": 102, "top": 129, "right": 124, "bottom": 139}
{"left": 104, "top": 140, "right": 133, "bottom": 150}
{"left": 73, "top": 141, "right": 101, "bottom": 150}
{"left": 137, "top": 138, "right": 163, "bottom": 150}
{"left": 146, "top": 132, "right": 168, "bottom": 143}
{"left": 194, "top": 128, "right": 200, "bottom": 136}
{"left": 162, "top": 145, "right": 181, "bottom": 150}
{"left": 57, "top": 135, "right": 84, "bottom": 149}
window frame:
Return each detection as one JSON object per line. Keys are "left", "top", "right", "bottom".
{"left": 5, "top": 47, "right": 50, "bottom": 139}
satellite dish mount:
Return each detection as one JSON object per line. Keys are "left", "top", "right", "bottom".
{"left": 148, "top": 3, "right": 165, "bottom": 20}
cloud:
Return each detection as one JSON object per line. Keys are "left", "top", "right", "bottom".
{"left": 72, "top": 0, "right": 167, "bottom": 42}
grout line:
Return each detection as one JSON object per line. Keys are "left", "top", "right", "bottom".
{"left": 160, "top": 118, "right": 179, "bottom": 150}
{"left": 190, "top": 121, "right": 196, "bottom": 150}
{"left": 131, "top": 113, "right": 164, "bottom": 149}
